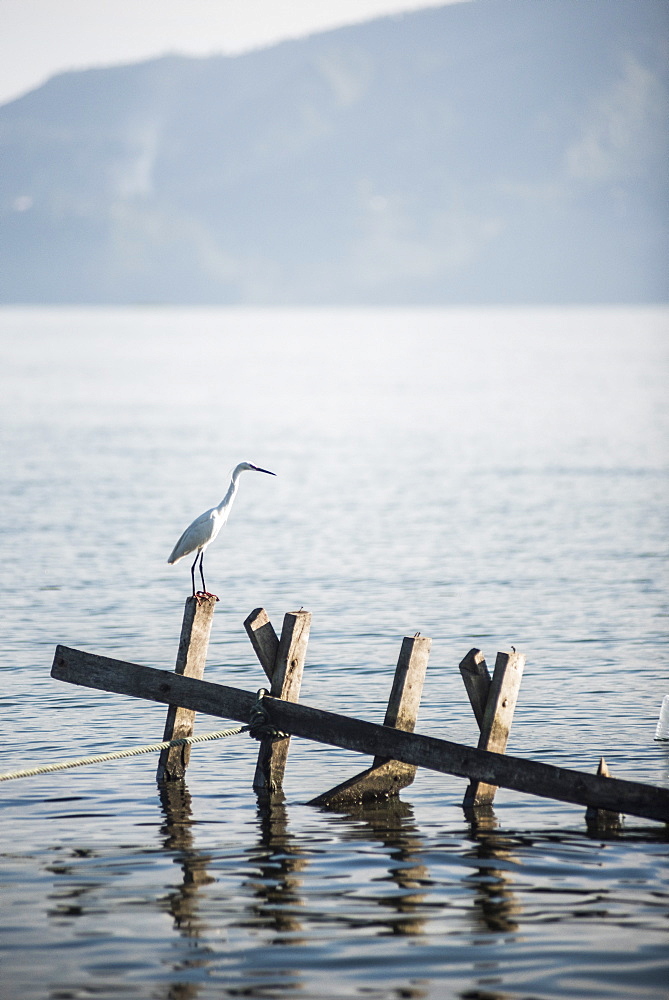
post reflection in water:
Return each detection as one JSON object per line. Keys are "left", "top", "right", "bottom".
{"left": 155, "top": 782, "right": 519, "bottom": 999}
{"left": 326, "top": 797, "right": 430, "bottom": 937}
{"left": 464, "top": 807, "right": 521, "bottom": 934}
{"left": 158, "top": 779, "right": 215, "bottom": 998}
{"left": 243, "top": 792, "right": 309, "bottom": 945}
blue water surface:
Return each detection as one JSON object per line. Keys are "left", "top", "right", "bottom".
{"left": 0, "top": 306, "right": 667, "bottom": 1000}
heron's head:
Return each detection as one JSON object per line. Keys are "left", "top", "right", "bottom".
{"left": 235, "top": 461, "right": 276, "bottom": 477}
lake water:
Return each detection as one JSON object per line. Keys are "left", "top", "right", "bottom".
{"left": 0, "top": 306, "right": 667, "bottom": 1000}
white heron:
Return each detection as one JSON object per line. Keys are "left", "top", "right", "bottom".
{"left": 168, "top": 462, "right": 276, "bottom": 596}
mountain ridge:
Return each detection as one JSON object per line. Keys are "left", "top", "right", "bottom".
{"left": 1, "top": 0, "right": 667, "bottom": 304}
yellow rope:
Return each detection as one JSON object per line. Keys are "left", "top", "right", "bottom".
{"left": 0, "top": 725, "right": 246, "bottom": 782}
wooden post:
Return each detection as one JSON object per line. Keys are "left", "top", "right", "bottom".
{"left": 244, "top": 607, "right": 279, "bottom": 683}
{"left": 463, "top": 650, "right": 525, "bottom": 808}
{"left": 459, "top": 648, "right": 491, "bottom": 729}
{"left": 585, "top": 758, "right": 622, "bottom": 832}
{"left": 252, "top": 610, "right": 311, "bottom": 796}
{"left": 51, "top": 646, "right": 669, "bottom": 824}
{"left": 156, "top": 594, "right": 217, "bottom": 782}
{"left": 308, "top": 635, "right": 431, "bottom": 807}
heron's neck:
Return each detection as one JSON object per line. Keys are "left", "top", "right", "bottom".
{"left": 217, "top": 473, "right": 240, "bottom": 513}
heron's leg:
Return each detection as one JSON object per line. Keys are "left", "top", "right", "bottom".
{"left": 190, "top": 553, "right": 199, "bottom": 597}
{"left": 199, "top": 551, "right": 206, "bottom": 593}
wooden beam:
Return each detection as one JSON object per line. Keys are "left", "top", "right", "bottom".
{"left": 156, "top": 594, "right": 217, "bottom": 782}
{"left": 308, "top": 634, "right": 431, "bottom": 807}
{"left": 244, "top": 607, "right": 279, "bottom": 683}
{"left": 463, "top": 650, "right": 525, "bottom": 807}
{"left": 50, "top": 646, "right": 669, "bottom": 823}
{"left": 253, "top": 611, "right": 311, "bottom": 795}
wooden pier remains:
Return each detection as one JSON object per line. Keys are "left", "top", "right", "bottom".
{"left": 49, "top": 599, "right": 669, "bottom": 826}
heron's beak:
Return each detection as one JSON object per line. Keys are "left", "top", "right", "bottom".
{"left": 252, "top": 465, "right": 276, "bottom": 475}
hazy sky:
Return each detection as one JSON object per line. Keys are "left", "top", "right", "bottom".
{"left": 0, "top": 0, "right": 470, "bottom": 106}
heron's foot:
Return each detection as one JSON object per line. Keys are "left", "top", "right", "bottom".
{"left": 194, "top": 590, "right": 219, "bottom": 602}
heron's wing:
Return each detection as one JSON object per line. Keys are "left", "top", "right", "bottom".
{"left": 167, "top": 507, "right": 217, "bottom": 564}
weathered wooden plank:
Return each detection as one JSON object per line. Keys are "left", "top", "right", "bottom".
{"left": 309, "top": 634, "right": 431, "bottom": 807}
{"left": 464, "top": 650, "right": 525, "bottom": 807}
{"left": 253, "top": 611, "right": 311, "bottom": 795}
{"left": 52, "top": 644, "right": 256, "bottom": 719}
{"left": 50, "top": 646, "right": 669, "bottom": 823}
{"left": 157, "top": 594, "right": 217, "bottom": 782}
{"left": 244, "top": 607, "right": 279, "bottom": 682}
{"left": 458, "top": 648, "right": 491, "bottom": 729}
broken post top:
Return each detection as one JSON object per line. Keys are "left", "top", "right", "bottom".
{"left": 270, "top": 611, "right": 311, "bottom": 699}
{"left": 458, "top": 648, "right": 491, "bottom": 730}
{"left": 244, "top": 608, "right": 279, "bottom": 682}
{"left": 244, "top": 608, "right": 311, "bottom": 689}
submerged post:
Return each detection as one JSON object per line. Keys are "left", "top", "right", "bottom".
{"left": 463, "top": 649, "right": 525, "bottom": 808}
{"left": 156, "top": 594, "right": 217, "bottom": 782}
{"left": 585, "top": 757, "right": 622, "bottom": 832}
{"left": 309, "top": 634, "right": 431, "bottom": 807}
{"left": 252, "top": 610, "right": 311, "bottom": 796}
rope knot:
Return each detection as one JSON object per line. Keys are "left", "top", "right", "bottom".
{"left": 246, "top": 688, "right": 290, "bottom": 742}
